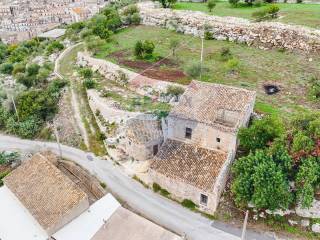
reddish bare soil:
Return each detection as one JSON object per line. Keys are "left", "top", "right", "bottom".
{"left": 109, "top": 50, "right": 188, "bottom": 83}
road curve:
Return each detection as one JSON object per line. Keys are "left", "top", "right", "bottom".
{"left": 0, "top": 134, "right": 245, "bottom": 240}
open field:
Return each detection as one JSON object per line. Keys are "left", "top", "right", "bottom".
{"left": 173, "top": 2, "right": 320, "bottom": 28}
{"left": 95, "top": 25, "right": 320, "bottom": 117}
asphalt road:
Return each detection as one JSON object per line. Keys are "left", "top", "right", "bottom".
{"left": 0, "top": 134, "right": 276, "bottom": 240}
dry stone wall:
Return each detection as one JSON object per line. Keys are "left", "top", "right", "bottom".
{"left": 138, "top": 2, "right": 320, "bottom": 53}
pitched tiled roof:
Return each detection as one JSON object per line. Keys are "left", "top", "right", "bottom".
{"left": 126, "top": 117, "right": 163, "bottom": 144}
{"left": 4, "top": 153, "right": 88, "bottom": 234}
{"left": 150, "top": 139, "right": 227, "bottom": 191}
{"left": 169, "top": 81, "right": 256, "bottom": 132}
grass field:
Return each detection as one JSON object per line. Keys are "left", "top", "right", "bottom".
{"left": 173, "top": 2, "right": 320, "bottom": 28}
{"left": 95, "top": 25, "right": 320, "bottom": 116}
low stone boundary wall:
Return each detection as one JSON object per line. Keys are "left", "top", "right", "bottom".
{"left": 138, "top": 2, "right": 320, "bottom": 53}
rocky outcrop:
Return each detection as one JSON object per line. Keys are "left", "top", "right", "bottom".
{"left": 138, "top": 2, "right": 320, "bottom": 53}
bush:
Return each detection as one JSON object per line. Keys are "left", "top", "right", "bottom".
{"left": 239, "top": 116, "right": 284, "bottom": 152}
{"left": 0, "top": 62, "right": 13, "bottom": 74}
{"left": 207, "top": 0, "right": 216, "bottom": 12}
{"left": 204, "top": 31, "right": 214, "bottom": 40}
{"left": 152, "top": 183, "right": 161, "bottom": 192}
{"left": 100, "top": 182, "right": 107, "bottom": 189}
{"left": 232, "top": 149, "right": 293, "bottom": 210}
{"left": 46, "top": 40, "right": 64, "bottom": 55}
{"left": 309, "top": 76, "right": 320, "bottom": 101}
{"left": 131, "top": 12, "right": 141, "bottom": 25}
{"left": 79, "top": 67, "right": 93, "bottom": 78}
{"left": 83, "top": 79, "right": 96, "bottom": 89}
{"left": 157, "top": 0, "right": 177, "bottom": 8}
{"left": 181, "top": 199, "right": 196, "bottom": 209}
{"left": 186, "top": 63, "right": 202, "bottom": 78}
{"left": 166, "top": 85, "right": 185, "bottom": 96}
{"left": 229, "top": 0, "right": 240, "bottom": 6}
{"left": 122, "top": 4, "right": 139, "bottom": 16}
{"left": 267, "top": 4, "right": 280, "bottom": 18}
{"left": 160, "top": 188, "right": 170, "bottom": 197}
{"left": 292, "top": 131, "right": 314, "bottom": 153}
{"left": 0, "top": 151, "right": 19, "bottom": 165}
{"left": 220, "top": 47, "right": 232, "bottom": 61}
{"left": 226, "top": 58, "right": 240, "bottom": 71}
{"left": 134, "top": 40, "right": 155, "bottom": 59}
{"left": 295, "top": 157, "right": 319, "bottom": 208}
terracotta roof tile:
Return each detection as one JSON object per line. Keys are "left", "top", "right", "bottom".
{"left": 4, "top": 153, "right": 88, "bottom": 234}
{"left": 126, "top": 118, "right": 163, "bottom": 144}
{"left": 169, "top": 81, "right": 256, "bottom": 132}
{"left": 150, "top": 139, "right": 227, "bottom": 191}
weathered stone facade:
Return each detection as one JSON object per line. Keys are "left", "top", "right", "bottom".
{"left": 138, "top": 2, "right": 320, "bottom": 53}
{"left": 150, "top": 81, "right": 256, "bottom": 214}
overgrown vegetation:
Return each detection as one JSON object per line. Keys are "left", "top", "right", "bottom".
{"left": 233, "top": 112, "right": 320, "bottom": 211}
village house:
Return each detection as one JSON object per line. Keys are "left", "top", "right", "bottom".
{"left": 0, "top": 152, "right": 182, "bottom": 240}
{"left": 149, "top": 81, "right": 256, "bottom": 213}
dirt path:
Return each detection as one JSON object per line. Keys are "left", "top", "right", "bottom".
{"left": 55, "top": 43, "right": 90, "bottom": 149}
{"left": 70, "top": 87, "right": 90, "bottom": 147}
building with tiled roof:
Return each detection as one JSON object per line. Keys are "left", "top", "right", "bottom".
{"left": 4, "top": 153, "right": 89, "bottom": 235}
{"left": 149, "top": 81, "right": 255, "bottom": 213}
{"left": 125, "top": 116, "right": 164, "bottom": 161}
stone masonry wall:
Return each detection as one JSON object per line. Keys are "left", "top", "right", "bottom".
{"left": 138, "top": 2, "right": 320, "bottom": 53}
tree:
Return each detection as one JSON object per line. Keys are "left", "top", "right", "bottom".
{"left": 169, "top": 39, "right": 179, "bottom": 57}
{"left": 207, "top": 0, "right": 216, "bottom": 12}
{"left": 232, "top": 149, "right": 292, "bottom": 210}
{"left": 238, "top": 116, "right": 284, "bottom": 152}
{"left": 46, "top": 40, "right": 64, "bottom": 54}
{"left": 134, "top": 40, "right": 155, "bottom": 59}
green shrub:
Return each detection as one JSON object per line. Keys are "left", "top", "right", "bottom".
{"left": 204, "top": 31, "right": 214, "bottom": 40}
{"left": 134, "top": 40, "right": 144, "bottom": 58}
{"left": 134, "top": 40, "right": 155, "bottom": 59}
{"left": 226, "top": 58, "right": 240, "bottom": 71}
{"left": 100, "top": 182, "right": 107, "bottom": 189}
{"left": 166, "top": 85, "right": 185, "bottom": 96}
{"left": 292, "top": 131, "right": 314, "bottom": 153}
{"left": 239, "top": 115, "right": 284, "bottom": 152}
{"left": 220, "top": 47, "right": 232, "bottom": 61}
{"left": 186, "top": 63, "right": 202, "bottom": 78}
{"left": 160, "top": 188, "right": 170, "bottom": 197}
{"left": 152, "top": 183, "right": 162, "bottom": 192}
{"left": 181, "top": 199, "right": 196, "bottom": 209}
{"left": 232, "top": 149, "right": 293, "bottom": 210}
{"left": 309, "top": 76, "right": 320, "bottom": 101}
{"left": 0, "top": 62, "right": 13, "bottom": 74}
{"left": 79, "top": 67, "right": 93, "bottom": 78}
{"left": 207, "top": 0, "right": 216, "bottom": 12}
{"left": 267, "top": 4, "right": 280, "bottom": 18}
{"left": 228, "top": 0, "right": 240, "bottom": 6}
{"left": 131, "top": 13, "right": 141, "bottom": 25}
{"left": 122, "top": 4, "right": 139, "bottom": 16}
{"left": 83, "top": 79, "right": 96, "bottom": 89}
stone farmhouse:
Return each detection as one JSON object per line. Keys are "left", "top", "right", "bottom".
{"left": 125, "top": 116, "right": 164, "bottom": 161}
{"left": 0, "top": 152, "right": 182, "bottom": 240}
{"left": 150, "top": 81, "right": 256, "bottom": 213}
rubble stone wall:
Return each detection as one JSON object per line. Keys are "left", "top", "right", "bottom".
{"left": 138, "top": 2, "right": 320, "bottom": 53}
